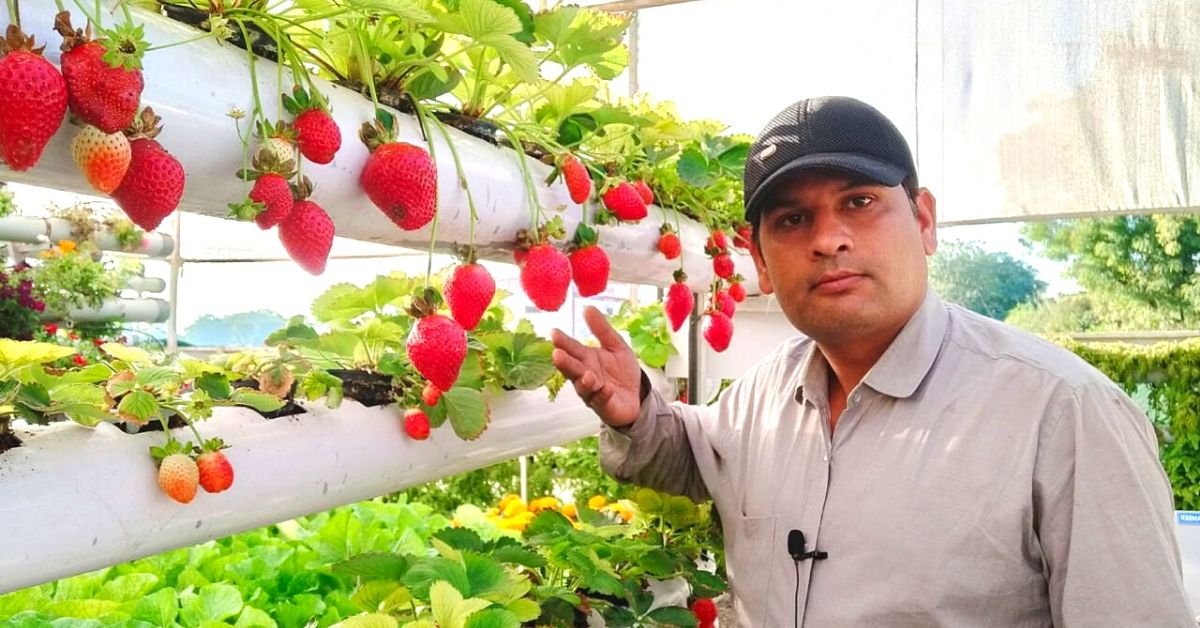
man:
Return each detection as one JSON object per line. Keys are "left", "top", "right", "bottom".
{"left": 550, "top": 96, "right": 1194, "bottom": 626}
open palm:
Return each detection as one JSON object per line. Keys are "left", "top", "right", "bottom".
{"left": 550, "top": 306, "right": 643, "bottom": 427}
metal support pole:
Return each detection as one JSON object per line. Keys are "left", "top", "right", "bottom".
{"left": 165, "top": 213, "right": 182, "bottom": 356}
{"left": 687, "top": 291, "right": 702, "bottom": 404}
{"left": 519, "top": 455, "right": 529, "bottom": 502}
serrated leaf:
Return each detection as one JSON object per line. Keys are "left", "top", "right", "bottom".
{"left": 489, "top": 546, "right": 545, "bottom": 569}
{"left": 443, "top": 387, "right": 489, "bottom": 440}
{"left": 677, "top": 148, "right": 716, "bottom": 187}
{"left": 505, "top": 599, "right": 540, "bottom": 623}
{"left": 347, "top": 0, "right": 435, "bottom": 22}
{"left": 337, "top": 613, "right": 398, "bottom": 628}
{"left": 96, "top": 573, "right": 159, "bottom": 602}
{"left": 350, "top": 581, "right": 404, "bottom": 613}
{"left": 59, "top": 404, "right": 112, "bottom": 427}
{"left": 716, "top": 143, "right": 750, "bottom": 172}
{"left": 407, "top": 65, "right": 462, "bottom": 100}
{"left": 434, "top": 527, "right": 485, "bottom": 553}
{"left": 100, "top": 343, "right": 153, "bottom": 365}
{"left": 131, "top": 588, "right": 177, "bottom": 625}
{"left": 233, "top": 606, "right": 277, "bottom": 627}
{"left": 0, "top": 340, "right": 76, "bottom": 368}
{"left": 440, "top": 0, "right": 538, "bottom": 82}
{"left": 196, "top": 373, "right": 233, "bottom": 400}
{"left": 334, "top": 553, "right": 409, "bottom": 581}
{"left": 264, "top": 319, "right": 320, "bottom": 347}
{"left": 180, "top": 584, "right": 242, "bottom": 625}
{"left": 430, "top": 581, "right": 491, "bottom": 628}
{"left": 136, "top": 367, "right": 180, "bottom": 390}
{"left": 44, "top": 599, "right": 120, "bottom": 618}
{"left": 231, "top": 390, "right": 286, "bottom": 413}
{"left": 585, "top": 572, "right": 624, "bottom": 597}
{"left": 118, "top": 390, "right": 158, "bottom": 422}
{"left": 463, "top": 608, "right": 521, "bottom": 628}
{"left": 403, "top": 557, "right": 470, "bottom": 601}
{"left": 463, "top": 553, "right": 506, "bottom": 598}
{"left": 312, "top": 284, "right": 373, "bottom": 323}
{"left": 645, "top": 605, "right": 699, "bottom": 626}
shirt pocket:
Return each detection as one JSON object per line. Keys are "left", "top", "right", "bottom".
{"left": 727, "top": 513, "right": 777, "bottom": 625}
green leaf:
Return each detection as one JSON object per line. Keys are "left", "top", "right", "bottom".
{"left": 433, "top": 527, "right": 485, "bottom": 553}
{"left": 402, "top": 557, "right": 470, "bottom": 600}
{"left": 312, "top": 284, "right": 372, "bottom": 323}
{"left": 439, "top": 0, "right": 539, "bottom": 82}
{"left": 117, "top": 391, "right": 158, "bottom": 422}
{"left": 641, "top": 343, "right": 670, "bottom": 369}
{"left": 638, "top": 549, "right": 677, "bottom": 576}
{"left": 333, "top": 553, "right": 409, "bottom": 581}
{"left": 489, "top": 546, "right": 545, "bottom": 569}
{"left": 444, "top": 387, "right": 489, "bottom": 440}
{"left": 336, "top": 613, "right": 398, "bottom": 628}
{"left": 231, "top": 390, "right": 286, "bottom": 413}
{"left": 17, "top": 382, "right": 51, "bottom": 410}
{"left": 0, "top": 587, "right": 50, "bottom": 616}
{"left": 233, "top": 606, "right": 277, "bottom": 627}
{"left": 350, "top": 581, "right": 404, "bottom": 613}
{"left": 463, "top": 608, "right": 521, "bottom": 628}
{"left": 38, "top": 364, "right": 111, "bottom": 386}
{"left": 135, "top": 367, "right": 180, "bottom": 390}
{"left": 481, "top": 333, "right": 555, "bottom": 390}
{"left": 644, "top": 606, "right": 699, "bottom": 626}
{"left": 677, "top": 148, "right": 716, "bottom": 187}
{"left": 505, "top": 599, "right": 540, "bottom": 623}
{"left": 43, "top": 599, "right": 120, "bottom": 619}
{"left": 687, "top": 570, "right": 727, "bottom": 599}
{"left": 99, "top": 343, "right": 153, "bottom": 365}
{"left": 131, "top": 589, "right": 179, "bottom": 626}
{"left": 0, "top": 339, "right": 77, "bottom": 368}
{"left": 716, "top": 143, "right": 750, "bottom": 172}
{"left": 407, "top": 65, "right": 462, "bottom": 100}
{"left": 430, "top": 581, "right": 492, "bottom": 628}
{"left": 96, "top": 573, "right": 159, "bottom": 602}
{"left": 586, "top": 572, "right": 625, "bottom": 598}
{"left": 348, "top": 0, "right": 435, "bottom": 22}
{"left": 195, "top": 373, "right": 233, "bottom": 400}
{"left": 463, "top": 553, "right": 506, "bottom": 598}
{"left": 180, "top": 584, "right": 242, "bottom": 626}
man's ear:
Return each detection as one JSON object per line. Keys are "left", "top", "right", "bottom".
{"left": 749, "top": 238, "right": 774, "bottom": 295}
{"left": 914, "top": 188, "right": 937, "bottom": 256}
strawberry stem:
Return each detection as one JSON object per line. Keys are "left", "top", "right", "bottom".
{"left": 5, "top": 0, "right": 18, "bottom": 28}
{"left": 495, "top": 122, "right": 545, "bottom": 233}
{"left": 414, "top": 104, "right": 441, "bottom": 288}
{"left": 427, "top": 114, "right": 478, "bottom": 247}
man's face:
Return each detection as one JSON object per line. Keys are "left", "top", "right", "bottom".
{"left": 749, "top": 168, "right": 938, "bottom": 344}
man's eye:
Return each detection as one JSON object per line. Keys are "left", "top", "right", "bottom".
{"left": 777, "top": 213, "right": 807, "bottom": 227}
{"left": 848, "top": 196, "right": 873, "bottom": 209}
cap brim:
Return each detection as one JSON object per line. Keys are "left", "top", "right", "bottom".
{"left": 744, "top": 152, "right": 908, "bottom": 223}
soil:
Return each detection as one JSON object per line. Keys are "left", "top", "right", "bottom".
{"left": 432, "top": 111, "right": 501, "bottom": 145}
{"left": 327, "top": 369, "right": 399, "bottom": 407}
{"left": 0, "top": 430, "right": 21, "bottom": 455}
{"left": 116, "top": 412, "right": 189, "bottom": 434}
{"left": 161, "top": 5, "right": 280, "bottom": 62}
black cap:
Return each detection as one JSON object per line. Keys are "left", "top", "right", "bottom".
{"left": 743, "top": 96, "right": 918, "bottom": 224}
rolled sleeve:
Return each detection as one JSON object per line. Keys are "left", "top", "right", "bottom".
{"left": 599, "top": 388, "right": 713, "bottom": 503}
{"left": 1034, "top": 381, "right": 1194, "bottom": 626}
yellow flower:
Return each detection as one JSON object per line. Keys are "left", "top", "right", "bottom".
{"left": 530, "top": 496, "right": 560, "bottom": 512}
{"left": 502, "top": 499, "right": 527, "bottom": 518}
{"left": 450, "top": 518, "right": 461, "bottom": 528}
{"left": 587, "top": 495, "right": 608, "bottom": 510}
{"left": 561, "top": 503, "right": 578, "bottom": 520}
{"left": 57, "top": 239, "right": 76, "bottom": 253}
{"left": 606, "top": 503, "right": 634, "bottom": 523}
{"left": 497, "top": 493, "right": 522, "bottom": 510}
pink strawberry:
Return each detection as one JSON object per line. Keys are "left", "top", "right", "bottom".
{"left": 421, "top": 382, "right": 442, "bottom": 407}
{"left": 404, "top": 408, "right": 431, "bottom": 440}
{"left": 360, "top": 121, "right": 437, "bottom": 230}
{"left": 712, "top": 252, "right": 735, "bottom": 279}
{"left": 560, "top": 154, "right": 592, "bottom": 204}
{"left": 632, "top": 179, "right": 654, "bottom": 205}
{"left": 444, "top": 261, "right": 495, "bottom": 331}
{"left": 658, "top": 231, "right": 681, "bottom": 260}
{"left": 570, "top": 244, "right": 610, "bottom": 297}
{"left": 521, "top": 244, "right": 572, "bottom": 311}
{"left": 71, "top": 125, "right": 130, "bottom": 194}
{"left": 278, "top": 199, "right": 334, "bottom": 275}
{"left": 0, "top": 26, "right": 68, "bottom": 171}
{"left": 157, "top": 453, "right": 199, "bottom": 504}
{"left": 111, "top": 109, "right": 185, "bottom": 231}
{"left": 196, "top": 449, "right": 234, "bottom": 494}
{"left": 716, "top": 290, "right": 736, "bottom": 318}
{"left": 703, "top": 310, "right": 734, "bottom": 352}
{"left": 250, "top": 173, "right": 294, "bottom": 229}
{"left": 407, "top": 312, "right": 467, "bottom": 392}
{"left": 729, "top": 278, "right": 747, "bottom": 303}
{"left": 665, "top": 271, "right": 693, "bottom": 332}
{"left": 55, "top": 13, "right": 143, "bottom": 134}
{"left": 602, "top": 182, "right": 648, "bottom": 222}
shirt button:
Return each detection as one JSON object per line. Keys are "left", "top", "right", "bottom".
{"left": 851, "top": 393, "right": 861, "bottom": 403}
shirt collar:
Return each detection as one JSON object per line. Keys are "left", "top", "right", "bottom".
{"left": 795, "top": 289, "right": 949, "bottom": 404}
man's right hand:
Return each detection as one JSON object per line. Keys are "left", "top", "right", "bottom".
{"left": 550, "top": 306, "right": 643, "bottom": 428}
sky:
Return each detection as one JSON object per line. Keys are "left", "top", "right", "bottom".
{"left": 1, "top": 0, "right": 1083, "bottom": 337}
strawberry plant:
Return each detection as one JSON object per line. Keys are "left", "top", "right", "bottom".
{"left": 613, "top": 302, "right": 678, "bottom": 370}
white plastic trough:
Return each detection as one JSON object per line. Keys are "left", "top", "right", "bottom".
{"left": 6, "top": 2, "right": 758, "bottom": 294}
{"left": 0, "top": 387, "right": 600, "bottom": 594}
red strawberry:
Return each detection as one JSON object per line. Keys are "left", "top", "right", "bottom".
{"left": 632, "top": 180, "right": 654, "bottom": 205}
{"left": 0, "top": 26, "right": 68, "bottom": 171}
{"left": 691, "top": 599, "right": 718, "bottom": 627}
{"left": 407, "top": 313, "right": 467, "bottom": 392}
{"left": 703, "top": 310, "right": 734, "bottom": 352}
{"left": 111, "top": 109, "right": 185, "bottom": 231}
{"left": 278, "top": 199, "right": 334, "bottom": 275}
{"left": 157, "top": 453, "right": 199, "bottom": 504}
{"left": 657, "top": 224, "right": 681, "bottom": 260}
{"left": 665, "top": 271, "right": 693, "bottom": 332}
{"left": 602, "top": 182, "right": 648, "bottom": 222}
{"left": 294, "top": 109, "right": 340, "bottom": 164}
{"left": 729, "top": 279, "right": 747, "bottom": 303}
{"left": 734, "top": 223, "right": 753, "bottom": 250}
{"left": 404, "top": 408, "right": 431, "bottom": 440}
{"left": 71, "top": 125, "right": 130, "bottom": 194}
{"left": 360, "top": 121, "right": 437, "bottom": 230}
{"left": 560, "top": 154, "right": 592, "bottom": 204}
{"left": 712, "top": 252, "right": 735, "bottom": 279}
{"left": 715, "top": 290, "right": 736, "bottom": 318}
{"left": 55, "top": 12, "right": 144, "bottom": 134}
{"left": 197, "top": 450, "right": 234, "bottom": 494}
{"left": 250, "top": 173, "right": 294, "bottom": 229}
{"left": 521, "top": 244, "right": 572, "bottom": 311}
{"left": 421, "top": 382, "right": 442, "bottom": 407}
{"left": 706, "top": 230, "right": 728, "bottom": 251}
{"left": 444, "top": 262, "right": 495, "bottom": 331}
{"left": 570, "top": 244, "right": 610, "bottom": 297}
{"left": 512, "top": 248, "right": 528, "bottom": 266}
{"left": 285, "top": 86, "right": 340, "bottom": 164}
{"left": 73, "top": 354, "right": 88, "bottom": 366}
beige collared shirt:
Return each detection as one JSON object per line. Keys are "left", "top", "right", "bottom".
{"left": 601, "top": 290, "right": 1193, "bottom": 627}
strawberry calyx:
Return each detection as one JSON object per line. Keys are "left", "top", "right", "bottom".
{"left": 283, "top": 84, "right": 332, "bottom": 117}
{"left": 0, "top": 23, "right": 47, "bottom": 57}
{"left": 450, "top": 242, "right": 480, "bottom": 265}
{"left": 406, "top": 287, "right": 444, "bottom": 319}
{"left": 260, "top": 118, "right": 298, "bottom": 145}
{"left": 150, "top": 437, "right": 194, "bottom": 464}
{"left": 673, "top": 269, "right": 689, "bottom": 285}
{"left": 569, "top": 223, "right": 600, "bottom": 253}
{"left": 194, "top": 437, "right": 229, "bottom": 455}
{"left": 358, "top": 110, "right": 398, "bottom": 153}
{"left": 124, "top": 107, "right": 163, "bottom": 141}
{"left": 659, "top": 222, "right": 677, "bottom": 236}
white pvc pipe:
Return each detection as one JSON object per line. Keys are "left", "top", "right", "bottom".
{"left": 42, "top": 298, "right": 171, "bottom": 323}
{"left": 0, "top": 216, "right": 175, "bottom": 258}
{"left": 124, "top": 275, "right": 167, "bottom": 293}
{"left": 0, "top": 388, "right": 601, "bottom": 593}
{"left": 7, "top": 2, "right": 757, "bottom": 294}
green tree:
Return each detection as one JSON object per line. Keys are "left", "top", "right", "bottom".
{"left": 1021, "top": 215, "right": 1200, "bottom": 326}
{"left": 1005, "top": 292, "right": 1186, "bottom": 334}
{"left": 929, "top": 240, "right": 1045, "bottom": 319}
